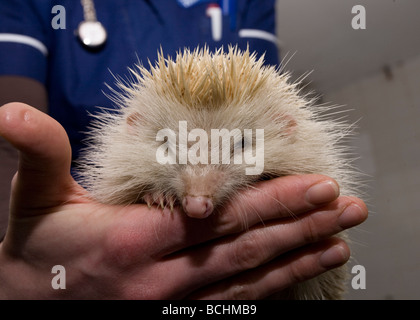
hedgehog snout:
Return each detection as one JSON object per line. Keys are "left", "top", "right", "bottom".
{"left": 182, "top": 195, "right": 214, "bottom": 219}
{"left": 180, "top": 168, "right": 225, "bottom": 218}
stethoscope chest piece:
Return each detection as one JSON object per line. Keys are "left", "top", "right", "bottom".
{"left": 77, "top": 20, "right": 107, "bottom": 49}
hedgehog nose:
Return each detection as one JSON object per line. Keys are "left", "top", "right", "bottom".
{"left": 182, "top": 195, "right": 214, "bottom": 219}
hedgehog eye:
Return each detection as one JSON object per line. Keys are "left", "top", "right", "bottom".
{"left": 233, "top": 136, "right": 245, "bottom": 152}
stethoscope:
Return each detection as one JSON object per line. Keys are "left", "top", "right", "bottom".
{"left": 76, "top": 0, "right": 237, "bottom": 49}
{"left": 76, "top": 0, "right": 107, "bottom": 49}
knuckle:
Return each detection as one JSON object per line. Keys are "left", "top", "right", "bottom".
{"left": 230, "top": 233, "right": 264, "bottom": 270}
{"left": 287, "top": 258, "right": 312, "bottom": 285}
{"left": 301, "top": 216, "right": 320, "bottom": 244}
{"left": 228, "top": 283, "right": 258, "bottom": 300}
{"left": 211, "top": 209, "right": 245, "bottom": 234}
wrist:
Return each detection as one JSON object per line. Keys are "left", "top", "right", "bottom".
{"left": 0, "top": 242, "right": 42, "bottom": 299}
{"left": 0, "top": 243, "right": 11, "bottom": 299}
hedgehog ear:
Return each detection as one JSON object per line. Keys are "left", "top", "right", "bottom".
{"left": 272, "top": 114, "right": 297, "bottom": 137}
{"left": 126, "top": 112, "right": 143, "bottom": 134}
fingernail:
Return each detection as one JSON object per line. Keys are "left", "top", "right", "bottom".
{"left": 320, "top": 245, "right": 349, "bottom": 268}
{"left": 306, "top": 180, "right": 339, "bottom": 205}
{"left": 338, "top": 203, "right": 365, "bottom": 229}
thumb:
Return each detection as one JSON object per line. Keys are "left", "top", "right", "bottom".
{"left": 0, "top": 102, "right": 74, "bottom": 217}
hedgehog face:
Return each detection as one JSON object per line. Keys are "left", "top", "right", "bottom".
{"left": 120, "top": 106, "right": 266, "bottom": 218}
{"left": 115, "top": 95, "right": 300, "bottom": 218}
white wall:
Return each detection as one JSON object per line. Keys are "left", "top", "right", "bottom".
{"left": 324, "top": 54, "right": 420, "bottom": 299}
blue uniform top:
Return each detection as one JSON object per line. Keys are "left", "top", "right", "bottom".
{"left": 0, "top": 0, "right": 279, "bottom": 164}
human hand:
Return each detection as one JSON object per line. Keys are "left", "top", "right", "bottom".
{"left": 0, "top": 102, "right": 367, "bottom": 299}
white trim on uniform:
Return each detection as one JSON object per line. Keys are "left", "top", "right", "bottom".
{"left": 0, "top": 33, "right": 48, "bottom": 56}
{"left": 238, "top": 29, "right": 281, "bottom": 47}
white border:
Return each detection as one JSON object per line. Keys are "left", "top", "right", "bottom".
{"left": 0, "top": 33, "right": 48, "bottom": 56}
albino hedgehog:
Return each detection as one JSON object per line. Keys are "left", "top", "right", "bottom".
{"left": 77, "top": 46, "right": 361, "bottom": 299}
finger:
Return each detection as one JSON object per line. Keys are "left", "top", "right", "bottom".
{"left": 0, "top": 102, "right": 75, "bottom": 217}
{"left": 188, "top": 237, "right": 350, "bottom": 300}
{"left": 124, "top": 174, "right": 342, "bottom": 256}
{"left": 211, "top": 174, "right": 341, "bottom": 234}
{"left": 157, "top": 196, "right": 367, "bottom": 298}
